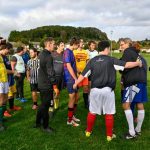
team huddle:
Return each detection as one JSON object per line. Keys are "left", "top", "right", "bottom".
{"left": 0, "top": 37, "right": 148, "bottom": 142}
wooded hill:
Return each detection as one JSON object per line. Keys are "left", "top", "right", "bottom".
{"left": 8, "top": 25, "right": 108, "bottom": 44}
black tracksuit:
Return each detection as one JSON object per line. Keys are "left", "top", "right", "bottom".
{"left": 36, "top": 49, "right": 56, "bottom": 129}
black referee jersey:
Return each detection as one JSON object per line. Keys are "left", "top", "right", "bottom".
{"left": 82, "top": 55, "right": 126, "bottom": 90}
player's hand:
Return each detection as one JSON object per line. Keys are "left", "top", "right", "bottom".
{"left": 54, "top": 88, "right": 60, "bottom": 97}
{"left": 73, "top": 83, "right": 77, "bottom": 89}
{"left": 14, "top": 71, "right": 21, "bottom": 77}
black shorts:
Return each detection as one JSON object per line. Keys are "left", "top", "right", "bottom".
{"left": 56, "top": 76, "right": 64, "bottom": 91}
{"left": 30, "top": 83, "right": 39, "bottom": 92}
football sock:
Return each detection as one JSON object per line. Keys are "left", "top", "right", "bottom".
{"left": 34, "top": 102, "right": 38, "bottom": 106}
{"left": 124, "top": 109, "right": 135, "bottom": 136}
{"left": 9, "top": 98, "right": 14, "bottom": 109}
{"left": 86, "top": 112, "right": 96, "bottom": 132}
{"left": 83, "top": 93, "right": 89, "bottom": 108}
{"left": 68, "top": 108, "right": 74, "bottom": 122}
{"left": 73, "top": 104, "right": 77, "bottom": 114}
{"left": 2, "top": 104, "right": 6, "bottom": 114}
{"left": 0, "top": 106, "right": 3, "bottom": 124}
{"left": 135, "top": 110, "right": 145, "bottom": 132}
{"left": 105, "top": 114, "right": 114, "bottom": 137}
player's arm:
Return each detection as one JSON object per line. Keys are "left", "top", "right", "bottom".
{"left": 26, "top": 61, "right": 30, "bottom": 82}
{"left": 125, "top": 61, "right": 142, "bottom": 69}
{"left": 66, "top": 63, "right": 77, "bottom": 80}
{"left": 11, "top": 56, "right": 17, "bottom": 72}
{"left": 6, "top": 69, "right": 15, "bottom": 74}
{"left": 73, "top": 61, "right": 91, "bottom": 89}
{"left": 113, "top": 57, "right": 142, "bottom": 71}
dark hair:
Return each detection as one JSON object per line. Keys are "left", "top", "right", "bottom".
{"left": 0, "top": 37, "right": 6, "bottom": 45}
{"left": 56, "top": 40, "right": 64, "bottom": 46}
{"left": 16, "top": 47, "right": 24, "bottom": 53}
{"left": 98, "top": 41, "right": 110, "bottom": 52}
{"left": 70, "top": 37, "right": 79, "bottom": 46}
{"left": 44, "top": 37, "right": 54, "bottom": 47}
{"left": 0, "top": 42, "right": 13, "bottom": 50}
{"left": 88, "top": 40, "right": 96, "bottom": 47}
{"left": 30, "top": 47, "right": 38, "bottom": 53}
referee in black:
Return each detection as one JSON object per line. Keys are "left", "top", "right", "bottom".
{"left": 35, "top": 37, "right": 59, "bottom": 133}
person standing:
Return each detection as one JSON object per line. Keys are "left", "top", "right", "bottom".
{"left": 35, "top": 37, "right": 59, "bottom": 133}
{"left": 119, "top": 38, "right": 148, "bottom": 139}
{"left": 73, "top": 39, "right": 89, "bottom": 108}
{"left": 27, "top": 48, "right": 39, "bottom": 110}
{"left": 0, "top": 44, "right": 9, "bottom": 131}
{"left": 63, "top": 37, "right": 80, "bottom": 127}
{"left": 1, "top": 43, "right": 21, "bottom": 118}
{"left": 11, "top": 47, "right": 27, "bottom": 102}
{"left": 51, "top": 40, "right": 65, "bottom": 110}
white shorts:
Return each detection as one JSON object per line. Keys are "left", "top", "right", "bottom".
{"left": 89, "top": 87, "right": 116, "bottom": 115}
{"left": 0, "top": 82, "right": 9, "bottom": 94}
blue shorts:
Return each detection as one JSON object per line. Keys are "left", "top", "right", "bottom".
{"left": 122, "top": 83, "right": 148, "bottom": 103}
{"left": 66, "top": 81, "right": 78, "bottom": 94}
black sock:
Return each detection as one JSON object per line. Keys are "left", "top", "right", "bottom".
{"left": 83, "top": 93, "right": 89, "bottom": 108}
{"left": 9, "top": 98, "right": 14, "bottom": 109}
{"left": 34, "top": 102, "right": 38, "bottom": 106}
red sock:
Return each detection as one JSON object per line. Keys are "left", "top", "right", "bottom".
{"left": 68, "top": 108, "right": 74, "bottom": 122}
{"left": 105, "top": 114, "right": 114, "bottom": 137}
{"left": 73, "top": 104, "right": 77, "bottom": 114}
{"left": 86, "top": 112, "right": 96, "bottom": 132}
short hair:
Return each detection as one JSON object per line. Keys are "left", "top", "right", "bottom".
{"left": 98, "top": 41, "right": 110, "bottom": 52}
{"left": 69, "top": 37, "right": 79, "bottom": 46}
{"left": 56, "top": 40, "right": 64, "bottom": 46}
{"left": 44, "top": 37, "right": 54, "bottom": 47}
{"left": 30, "top": 47, "right": 38, "bottom": 53}
{"left": 88, "top": 40, "right": 96, "bottom": 47}
{"left": 16, "top": 46, "right": 24, "bottom": 53}
{"left": 0, "top": 42, "right": 13, "bottom": 50}
{"left": 0, "top": 37, "right": 6, "bottom": 45}
{"left": 119, "top": 38, "right": 132, "bottom": 47}
{"left": 132, "top": 41, "right": 141, "bottom": 50}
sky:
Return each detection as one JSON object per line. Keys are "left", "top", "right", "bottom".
{"left": 0, "top": 0, "right": 150, "bottom": 41}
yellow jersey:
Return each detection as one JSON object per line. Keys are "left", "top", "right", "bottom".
{"left": 0, "top": 55, "right": 8, "bottom": 82}
{"left": 73, "top": 49, "right": 89, "bottom": 74}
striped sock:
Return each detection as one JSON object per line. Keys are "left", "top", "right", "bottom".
{"left": 68, "top": 108, "right": 74, "bottom": 122}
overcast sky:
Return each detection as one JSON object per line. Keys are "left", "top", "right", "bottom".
{"left": 0, "top": 0, "right": 150, "bottom": 41}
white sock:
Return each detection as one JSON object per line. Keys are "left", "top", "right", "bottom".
{"left": 135, "top": 110, "right": 145, "bottom": 133}
{"left": 124, "top": 109, "right": 135, "bottom": 136}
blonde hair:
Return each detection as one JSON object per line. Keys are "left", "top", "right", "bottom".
{"left": 119, "top": 38, "right": 132, "bottom": 47}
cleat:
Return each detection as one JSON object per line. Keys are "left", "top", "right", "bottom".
{"left": 67, "top": 120, "right": 79, "bottom": 127}
{"left": 107, "top": 134, "right": 116, "bottom": 142}
{"left": 123, "top": 132, "right": 137, "bottom": 140}
{"left": 11, "top": 106, "right": 22, "bottom": 111}
{"left": 4, "top": 110, "right": 12, "bottom": 117}
{"left": 85, "top": 131, "right": 92, "bottom": 137}
{"left": 72, "top": 115, "right": 80, "bottom": 122}
{"left": 20, "top": 98, "right": 27, "bottom": 103}
{"left": 32, "top": 105, "right": 38, "bottom": 110}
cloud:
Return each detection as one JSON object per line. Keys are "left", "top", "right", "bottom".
{"left": 0, "top": 0, "right": 150, "bottom": 40}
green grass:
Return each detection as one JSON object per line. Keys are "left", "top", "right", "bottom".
{"left": 0, "top": 53, "right": 150, "bottom": 150}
